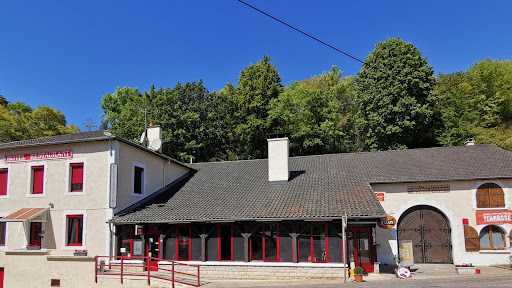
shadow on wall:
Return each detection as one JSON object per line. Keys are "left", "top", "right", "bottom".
{"left": 44, "top": 213, "right": 57, "bottom": 249}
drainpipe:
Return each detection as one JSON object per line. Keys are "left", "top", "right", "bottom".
{"left": 342, "top": 214, "right": 348, "bottom": 283}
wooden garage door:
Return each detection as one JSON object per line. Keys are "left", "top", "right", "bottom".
{"left": 398, "top": 206, "right": 452, "bottom": 263}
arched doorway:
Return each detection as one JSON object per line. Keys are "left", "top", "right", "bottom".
{"left": 397, "top": 205, "right": 452, "bottom": 263}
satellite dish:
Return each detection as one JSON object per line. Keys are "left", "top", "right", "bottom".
{"left": 139, "top": 131, "right": 146, "bottom": 144}
{"left": 148, "top": 138, "right": 162, "bottom": 151}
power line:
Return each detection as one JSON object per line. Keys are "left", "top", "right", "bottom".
{"left": 237, "top": 0, "right": 365, "bottom": 64}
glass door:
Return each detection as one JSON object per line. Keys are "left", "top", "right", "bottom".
{"left": 347, "top": 228, "right": 374, "bottom": 273}
{"left": 146, "top": 230, "right": 160, "bottom": 271}
{"left": 30, "top": 222, "right": 42, "bottom": 246}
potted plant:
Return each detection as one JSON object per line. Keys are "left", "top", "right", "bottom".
{"left": 26, "top": 244, "right": 41, "bottom": 250}
{"left": 455, "top": 263, "right": 476, "bottom": 274}
{"left": 73, "top": 249, "right": 88, "bottom": 256}
{"left": 354, "top": 267, "right": 364, "bottom": 282}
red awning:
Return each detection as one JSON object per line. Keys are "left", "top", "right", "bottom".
{"left": 0, "top": 208, "right": 49, "bottom": 222}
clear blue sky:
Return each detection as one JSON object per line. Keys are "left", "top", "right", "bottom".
{"left": 1, "top": 0, "right": 511, "bottom": 130}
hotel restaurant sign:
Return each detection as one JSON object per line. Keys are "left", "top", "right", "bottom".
{"left": 5, "top": 150, "right": 72, "bottom": 162}
{"left": 476, "top": 210, "right": 512, "bottom": 225}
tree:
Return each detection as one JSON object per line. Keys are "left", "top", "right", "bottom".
{"left": 268, "top": 66, "right": 359, "bottom": 155}
{"left": 224, "top": 55, "right": 283, "bottom": 159}
{"left": 355, "top": 38, "right": 437, "bottom": 150}
{"left": 0, "top": 95, "right": 7, "bottom": 106}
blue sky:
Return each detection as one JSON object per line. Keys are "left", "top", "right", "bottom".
{"left": 1, "top": 0, "right": 511, "bottom": 129}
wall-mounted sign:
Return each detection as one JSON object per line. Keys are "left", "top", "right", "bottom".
{"left": 5, "top": 150, "right": 72, "bottom": 162}
{"left": 407, "top": 184, "right": 450, "bottom": 194}
{"left": 476, "top": 210, "right": 512, "bottom": 224}
{"left": 378, "top": 215, "right": 397, "bottom": 229}
{"left": 374, "top": 192, "right": 385, "bottom": 201}
{"left": 109, "top": 163, "right": 118, "bottom": 208}
{"left": 135, "top": 225, "right": 144, "bottom": 235}
{"left": 462, "top": 218, "right": 469, "bottom": 225}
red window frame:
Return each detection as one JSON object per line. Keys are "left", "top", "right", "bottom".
{"left": 70, "top": 163, "right": 84, "bottom": 192}
{"left": 31, "top": 166, "right": 44, "bottom": 194}
{"left": 0, "top": 169, "right": 7, "bottom": 196}
{"left": 0, "top": 220, "right": 5, "bottom": 246}
{"left": 297, "top": 222, "right": 329, "bottom": 263}
{"left": 134, "top": 166, "right": 144, "bottom": 194}
{"left": 66, "top": 215, "right": 83, "bottom": 246}
{"left": 217, "top": 224, "right": 234, "bottom": 261}
{"left": 176, "top": 225, "right": 191, "bottom": 261}
{"left": 249, "top": 223, "right": 280, "bottom": 262}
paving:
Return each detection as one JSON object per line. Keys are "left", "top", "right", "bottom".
{"left": 198, "top": 265, "right": 512, "bottom": 288}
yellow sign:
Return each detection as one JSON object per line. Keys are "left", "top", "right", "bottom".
{"left": 377, "top": 216, "right": 396, "bottom": 229}
{"left": 401, "top": 242, "right": 412, "bottom": 260}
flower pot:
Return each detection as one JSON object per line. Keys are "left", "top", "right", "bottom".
{"left": 354, "top": 274, "right": 363, "bottom": 282}
{"left": 74, "top": 252, "right": 88, "bottom": 256}
{"left": 456, "top": 267, "right": 476, "bottom": 274}
{"left": 26, "top": 246, "right": 41, "bottom": 250}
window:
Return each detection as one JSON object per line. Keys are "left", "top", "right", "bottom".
{"left": 0, "top": 169, "right": 7, "bottom": 196}
{"left": 0, "top": 220, "right": 5, "bottom": 246}
{"left": 476, "top": 183, "right": 505, "bottom": 208}
{"left": 30, "top": 222, "right": 42, "bottom": 246}
{"left": 70, "top": 163, "right": 84, "bottom": 192}
{"left": 218, "top": 224, "right": 233, "bottom": 261}
{"left": 250, "top": 223, "right": 280, "bottom": 262}
{"left": 479, "top": 225, "right": 505, "bottom": 250}
{"left": 32, "top": 166, "right": 44, "bottom": 194}
{"left": 298, "top": 222, "right": 328, "bottom": 263}
{"left": 177, "top": 225, "right": 191, "bottom": 261}
{"left": 464, "top": 226, "right": 479, "bottom": 251}
{"left": 134, "top": 166, "right": 144, "bottom": 195}
{"left": 67, "top": 215, "right": 83, "bottom": 246}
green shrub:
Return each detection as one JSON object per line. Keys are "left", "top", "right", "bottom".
{"left": 354, "top": 267, "right": 364, "bottom": 275}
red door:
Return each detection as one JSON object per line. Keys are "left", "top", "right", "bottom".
{"left": 146, "top": 231, "right": 160, "bottom": 271}
{"left": 347, "top": 228, "right": 374, "bottom": 273}
{"left": 30, "top": 222, "right": 42, "bottom": 246}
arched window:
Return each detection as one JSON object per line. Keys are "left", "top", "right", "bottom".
{"left": 479, "top": 225, "right": 505, "bottom": 250}
{"left": 476, "top": 183, "right": 505, "bottom": 208}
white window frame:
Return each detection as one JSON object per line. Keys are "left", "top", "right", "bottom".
{"left": 26, "top": 161, "right": 48, "bottom": 198}
{"left": 472, "top": 180, "right": 509, "bottom": 210}
{"left": 61, "top": 210, "right": 87, "bottom": 250}
{"left": 131, "top": 161, "right": 146, "bottom": 197}
{"left": 0, "top": 163, "right": 10, "bottom": 199}
{"left": 65, "top": 158, "right": 87, "bottom": 196}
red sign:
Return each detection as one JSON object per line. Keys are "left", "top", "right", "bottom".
{"left": 462, "top": 218, "right": 469, "bottom": 225}
{"left": 378, "top": 216, "right": 397, "bottom": 229}
{"left": 374, "top": 192, "right": 385, "bottom": 201}
{"left": 5, "top": 150, "right": 72, "bottom": 162}
{"left": 135, "top": 225, "right": 144, "bottom": 235}
{"left": 476, "top": 210, "right": 512, "bottom": 225}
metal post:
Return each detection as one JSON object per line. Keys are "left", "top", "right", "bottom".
{"left": 147, "top": 256, "right": 151, "bottom": 286}
{"left": 197, "top": 265, "right": 200, "bottom": 287}
{"left": 342, "top": 214, "right": 348, "bottom": 283}
{"left": 172, "top": 261, "right": 175, "bottom": 288}
{"left": 120, "top": 256, "right": 124, "bottom": 284}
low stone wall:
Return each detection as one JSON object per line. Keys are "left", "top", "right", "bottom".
{"left": 161, "top": 263, "right": 347, "bottom": 280}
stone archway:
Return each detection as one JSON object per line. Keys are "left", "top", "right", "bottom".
{"left": 397, "top": 205, "right": 452, "bottom": 263}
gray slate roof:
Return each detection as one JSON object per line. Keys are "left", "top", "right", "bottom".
{"left": 0, "top": 130, "right": 189, "bottom": 169}
{"left": 112, "top": 144, "right": 512, "bottom": 224}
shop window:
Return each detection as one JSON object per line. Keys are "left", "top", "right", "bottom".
{"left": 133, "top": 165, "right": 145, "bottom": 196}
{"left": 119, "top": 227, "right": 133, "bottom": 258}
{"left": 67, "top": 215, "right": 83, "bottom": 246}
{"left": 31, "top": 166, "right": 44, "bottom": 194}
{"left": 177, "top": 225, "right": 191, "bottom": 261}
{"left": 464, "top": 226, "right": 479, "bottom": 252}
{"left": 298, "top": 222, "right": 328, "bottom": 263}
{"left": 479, "top": 225, "right": 505, "bottom": 250}
{"left": 70, "top": 163, "right": 84, "bottom": 192}
{"left": 249, "top": 223, "right": 280, "bottom": 262}
{"left": 0, "top": 169, "right": 7, "bottom": 196}
{"left": 0, "top": 220, "right": 5, "bottom": 246}
{"left": 476, "top": 183, "right": 505, "bottom": 208}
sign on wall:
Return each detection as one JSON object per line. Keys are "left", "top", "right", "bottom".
{"left": 378, "top": 215, "right": 397, "bottom": 229}
{"left": 476, "top": 210, "right": 512, "bottom": 224}
{"left": 5, "top": 150, "right": 72, "bottom": 162}
{"left": 109, "top": 163, "right": 118, "bottom": 208}
{"left": 374, "top": 192, "right": 385, "bottom": 201}
{"left": 407, "top": 184, "right": 450, "bottom": 194}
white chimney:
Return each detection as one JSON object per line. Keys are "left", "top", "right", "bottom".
{"left": 464, "top": 138, "right": 475, "bottom": 146}
{"left": 267, "top": 133, "right": 289, "bottom": 182}
{"left": 147, "top": 123, "right": 163, "bottom": 152}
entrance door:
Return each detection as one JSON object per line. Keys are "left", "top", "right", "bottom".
{"left": 30, "top": 222, "right": 42, "bottom": 246}
{"left": 347, "top": 228, "right": 374, "bottom": 273}
{"left": 398, "top": 206, "right": 452, "bottom": 263}
{"left": 146, "top": 230, "right": 160, "bottom": 271}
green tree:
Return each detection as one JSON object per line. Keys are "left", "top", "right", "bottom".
{"left": 0, "top": 95, "right": 7, "bottom": 106}
{"left": 355, "top": 38, "right": 437, "bottom": 150}
{"left": 268, "top": 66, "right": 359, "bottom": 155}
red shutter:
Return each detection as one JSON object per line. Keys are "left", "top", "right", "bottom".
{"left": 32, "top": 166, "right": 44, "bottom": 194}
{"left": 71, "top": 163, "right": 84, "bottom": 185}
{"left": 0, "top": 169, "right": 7, "bottom": 196}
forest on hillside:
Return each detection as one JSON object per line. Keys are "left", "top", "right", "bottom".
{"left": 2, "top": 38, "right": 512, "bottom": 162}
